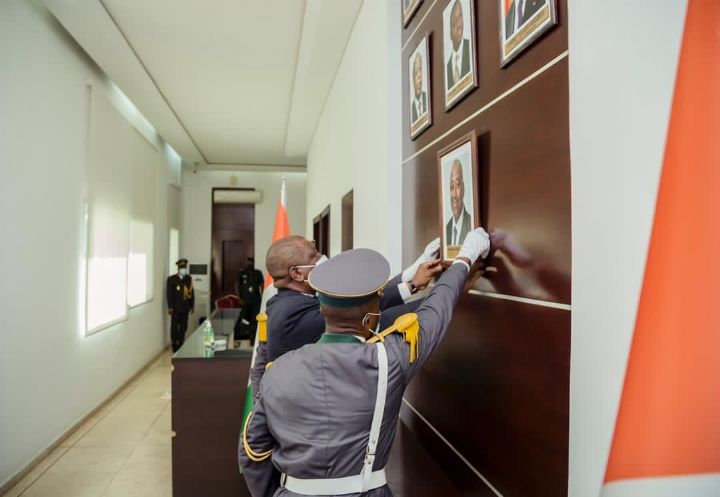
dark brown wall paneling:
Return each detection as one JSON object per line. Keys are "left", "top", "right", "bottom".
{"left": 404, "top": 297, "right": 570, "bottom": 497}
{"left": 400, "top": 0, "right": 570, "bottom": 496}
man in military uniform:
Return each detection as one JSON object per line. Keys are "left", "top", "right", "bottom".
{"left": 250, "top": 236, "right": 443, "bottom": 395}
{"left": 240, "top": 228, "right": 490, "bottom": 496}
{"left": 235, "top": 257, "right": 265, "bottom": 344}
{"left": 167, "top": 258, "right": 195, "bottom": 352}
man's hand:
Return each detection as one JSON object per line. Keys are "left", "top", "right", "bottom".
{"left": 410, "top": 259, "right": 443, "bottom": 290}
{"left": 402, "top": 238, "right": 441, "bottom": 282}
{"left": 463, "top": 257, "right": 489, "bottom": 292}
{"left": 422, "top": 238, "right": 441, "bottom": 259}
{"left": 456, "top": 228, "right": 491, "bottom": 266}
{"left": 168, "top": 309, "right": 174, "bottom": 315}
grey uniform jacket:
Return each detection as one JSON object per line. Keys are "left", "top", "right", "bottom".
{"left": 239, "top": 263, "right": 469, "bottom": 497}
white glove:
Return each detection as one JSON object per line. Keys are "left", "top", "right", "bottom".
{"left": 402, "top": 237, "right": 440, "bottom": 282}
{"left": 456, "top": 228, "right": 490, "bottom": 265}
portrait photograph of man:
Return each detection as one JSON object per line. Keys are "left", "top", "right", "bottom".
{"left": 408, "top": 35, "right": 432, "bottom": 139}
{"left": 402, "top": 0, "right": 423, "bottom": 26}
{"left": 442, "top": 0, "right": 477, "bottom": 109}
{"left": 437, "top": 131, "right": 479, "bottom": 260}
{"left": 499, "top": 0, "right": 558, "bottom": 66}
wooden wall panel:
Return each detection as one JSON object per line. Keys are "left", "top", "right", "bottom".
{"left": 404, "top": 297, "right": 570, "bottom": 497}
{"left": 400, "top": 0, "right": 570, "bottom": 496}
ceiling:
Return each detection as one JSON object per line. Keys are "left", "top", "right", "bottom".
{"left": 44, "top": 0, "right": 363, "bottom": 168}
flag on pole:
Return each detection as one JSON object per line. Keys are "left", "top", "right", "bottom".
{"left": 240, "top": 177, "right": 290, "bottom": 440}
{"left": 264, "top": 178, "right": 289, "bottom": 289}
{"left": 601, "top": 1, "right": 720, "bottom": 495}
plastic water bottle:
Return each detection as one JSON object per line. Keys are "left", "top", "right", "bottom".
{"left": 203, "top": 320, "right": 214, "bottom": 349}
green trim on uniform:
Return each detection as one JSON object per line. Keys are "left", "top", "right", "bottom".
{"left": 317, "top": 333, "right": 364, "bottom": 345}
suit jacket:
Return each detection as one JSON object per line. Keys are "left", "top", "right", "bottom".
{"left": 410, "top": 91, "right": 428, "bottom": 124}
{"left": 237, "top": 268, "right": 264, "bottom": 304}
{"left": 166, "top": 274, "right": 194, "bottom": 313}
{"left": 505, "top": 0, "right": 546, "bottom": 37}
{"left": 445, "top": 207, "right": 472, "bottom": 246}
{"left": 445, "top": 38, "right": 471, "bottom": 89}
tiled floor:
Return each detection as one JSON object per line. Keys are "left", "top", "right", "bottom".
{"left": 5, "top": 351, "right": 173, "bottom": 497}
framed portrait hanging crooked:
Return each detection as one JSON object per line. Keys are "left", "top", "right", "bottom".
{"left": 437, "top": 131, "right": 480, "bottom": 262}
{"left": 499, "top": 0, "right": 558, "bottom": 67}
{"left": 408, "top": 34, "right": 432, "bottom": 140}
{"left": 403, "top": 0, "right": 423, "bottom": 27}
{"left": 442, "top": 0, "right": 478, "bottom": 110}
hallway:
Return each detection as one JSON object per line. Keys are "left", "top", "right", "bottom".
{"left": 5, "top": 352, "right": 173, "bottom": 497}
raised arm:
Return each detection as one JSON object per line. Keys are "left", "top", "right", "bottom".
{"left": 381, "top": 238, "right": 442, "bottom": 308}
{"left": 397, "top": 229, "right": 490, "bottom": 381}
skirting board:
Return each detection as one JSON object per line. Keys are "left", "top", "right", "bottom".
{"left": 0, "top": 345, "right": 170, "bottom": 496}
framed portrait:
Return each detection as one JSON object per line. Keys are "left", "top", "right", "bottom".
{"left": 408, "top": 35, "right": 432, "bottom": 140}
{"left": 437, "top": 131, "right": 480, "bottom": 261}
{"left": 403, "top": 0, "right": 423, "bottom": 27}
{"left": 499, "top": 0, "right": 558, "bottom": 67}
{"left": 442, "top": 0, "right": 478, "bottom": 110}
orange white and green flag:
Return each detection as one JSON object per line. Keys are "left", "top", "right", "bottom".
{"left": 601, "top": 1, "right": 720, "bottom": 495}
{"left": 240, "top": 177, "right": 290, "bottom": 432}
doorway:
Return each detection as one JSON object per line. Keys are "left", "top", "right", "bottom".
{"left": 341, "top": 190, "right": 353, "bottom": 251}
{"left": 211, "top": 189, "right": 255, "bottom": 308}
{"left": 313, "top": 205, "right": 330, "bottom": 256}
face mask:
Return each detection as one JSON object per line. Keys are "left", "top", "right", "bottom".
{"left": 361, "top": 312, "right": 382, "bottom": 336}
{"left": 290, "top": 255, "right": 328, "bottom": 281}
{"left": 179, "top": 268, "right": 188, "bottom": 277}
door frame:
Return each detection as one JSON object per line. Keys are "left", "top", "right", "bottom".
{"left": 210, "top": 187, "right": 255, "bottom": 309}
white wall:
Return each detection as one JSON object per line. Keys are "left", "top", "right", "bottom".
{"left": 568, "top": 1, "right": 688, "bottom": 496}
{"left": 305, "top": 0, "right": 403, "bottom": 270}
{"left": 0, "top": 0, "right": 181, "bottom": 486}
{"left": 180, "top": 169, "right": 307, "bottom": 305}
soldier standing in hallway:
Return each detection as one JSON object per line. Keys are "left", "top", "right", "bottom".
{"left": 240, "top": 228, "right": 490, "bottom": 496}
{"left": 235, "top": 257, "right": 265, "bottom": 345}
{"left": 167, "top": 258, "right": 195, "bottom": 352}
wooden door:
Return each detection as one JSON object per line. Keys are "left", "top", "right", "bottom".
{"left": 211, "top": 199, "right": 254, "bottom": 308}
{"left": 313, "top": 205, "right": 330, "bottom": 256}
{"left": 341, "top": 190, "right": 354, "bottom": 251}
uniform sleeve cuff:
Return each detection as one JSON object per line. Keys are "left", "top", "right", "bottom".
{"left": 452, "top": 259, "right": 471, "bottom": 272}
{"left": 398, "top": 282, "right": 413, "bottom": 302}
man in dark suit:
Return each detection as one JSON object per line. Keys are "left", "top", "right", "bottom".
{"left": 167, "top": 258, "right": 195, "bottom": 352}
{"left": 411, "top": 52, "right": 428, "bottom": 124}
{"left": 505, "top": 0, "right": 547, "bottom": 38}
{"left": 445, "top": 0, "right": 471, "bottom": 89}
{"left": 445, "top": 160, "right": 472, "bottom": 246}
{"left": 234, "top": 257, "right": 264, "bottom": 344}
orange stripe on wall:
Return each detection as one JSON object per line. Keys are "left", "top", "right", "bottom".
{"left": 605, "top": 0, "right": 720, "bottom": 482}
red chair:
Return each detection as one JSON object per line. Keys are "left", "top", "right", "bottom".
{"left": 215, "top": 294, "right": 240, "bottom": 309}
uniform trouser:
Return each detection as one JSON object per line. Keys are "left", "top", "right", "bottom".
{"left": 170, "top": 312, "right": 189, "bottom": 352}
